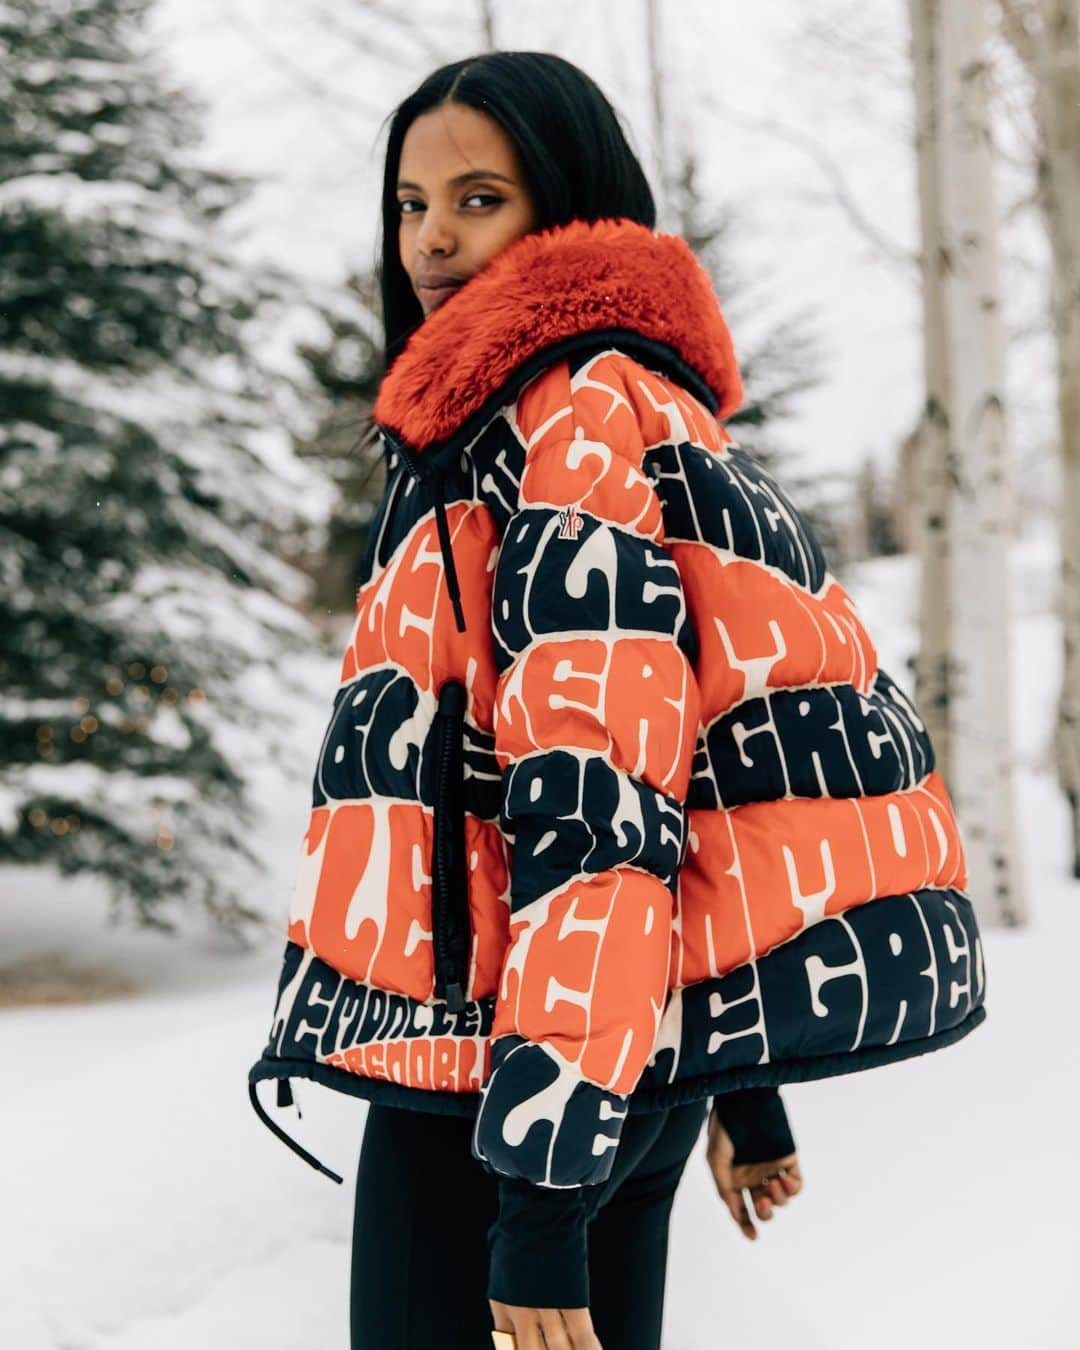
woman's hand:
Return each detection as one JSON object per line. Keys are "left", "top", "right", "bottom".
{"left": 489, "top": 1298, "right": 603, "bottom": 1348}
{"left": 705, "top": 1108, "right": 803, "bottom": 1241}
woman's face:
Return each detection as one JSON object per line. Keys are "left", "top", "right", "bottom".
{"left": 396, "top": 102, "right": 539, "bottom": 317}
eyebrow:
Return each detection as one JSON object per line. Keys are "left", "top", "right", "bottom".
{"left": 396, "top": 169, "right": 516, "bottom": 191}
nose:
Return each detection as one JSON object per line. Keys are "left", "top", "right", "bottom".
{"left": 416, "top": 204, "right": 455, "bottom": 257}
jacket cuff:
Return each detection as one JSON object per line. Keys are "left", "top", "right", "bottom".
{"left": 473, "top": 1036, "right": 626, "bottom": 1187}
{"left": 712, "top": 1086, "right": 795, "bottom": 1165}
{"left": 486, "top": 1176, "right": 591, "bottom": 1309}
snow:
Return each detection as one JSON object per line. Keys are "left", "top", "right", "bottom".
{"left": 2, "top": 538, "right": 1076, "bottom": 1348}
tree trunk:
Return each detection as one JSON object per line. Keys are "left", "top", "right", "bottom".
{"left": 478, "top": 0, "right": 497, "bottom": 50}
{"left": 908, "top": 0, "right": 954, "bottom": 779}
{"left": 1033, "top": 1, "right": 1080, "bottom": 874}
{"left": 937, "top": 0, "right": 1027, "bottom": 924}
{"left": 644, "top": 0, "right": 675, "bottom": 230}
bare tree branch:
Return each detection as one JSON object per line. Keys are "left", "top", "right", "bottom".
{"left": 801, "top": 4, "right": 911, "bottom": 91}
{"left": 697, "top": 88, "right": 918, "bottom": 276}
{"left": 220, "top": 4, "right": 383, "bottom": 136}
{"left": 303, "top": 0, "right": 438, "bottom": 70}
{"left": 342, "top": 0, "right": 454, "bottom": 64}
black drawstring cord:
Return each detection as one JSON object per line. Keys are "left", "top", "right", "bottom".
{"left": 380, "top": 425, "right": 468, "bottom": 635}
{"left": 433, "top": 466, "right": 468, "bottom": 633}
{"left": 248, "top": 1079, "right": 344, "bottom": 1184}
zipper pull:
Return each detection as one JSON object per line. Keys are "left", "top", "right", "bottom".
{"left": 381, "top": 425, "right": 425, "bottom": 482}
{"left": 445, "top": 979, "right": 466, "bottom": 1012}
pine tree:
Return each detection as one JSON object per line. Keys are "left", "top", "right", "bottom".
{"left": 292, "top": 266, "right": 385, "bottom": 617}
{"left": 0, "top": 0, "right": 315, "bottom": 937}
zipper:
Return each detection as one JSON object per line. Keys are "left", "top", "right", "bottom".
{"left": 431, "top": 677, "right": 470, "bottom": 1011}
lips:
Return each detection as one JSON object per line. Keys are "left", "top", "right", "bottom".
{"left": 416, "top": 273, "right": 467, "bottom": 308}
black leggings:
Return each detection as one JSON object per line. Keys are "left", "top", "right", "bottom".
{"left": 350, "top": 1096, "right": 710, "bottom": 1349}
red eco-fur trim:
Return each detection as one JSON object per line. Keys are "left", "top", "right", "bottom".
{"left": 373, "top": 215, "right": 744, "bottom": 451}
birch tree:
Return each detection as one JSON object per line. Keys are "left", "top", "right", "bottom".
{"left": 908, "top": 0, "right": 1027, "bottom": 926}
{"left": 644, "top": 0, "right": 675, "bottom": 231}
{"left": 999, "top": 0, "right": 1080, "bottom": 875}
{"left": 909, "top": 0, "right": 954, "bottom": 772}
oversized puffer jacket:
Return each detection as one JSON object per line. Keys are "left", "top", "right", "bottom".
{"left": 248, "top": 215, "right": 987, "bottom": 1190}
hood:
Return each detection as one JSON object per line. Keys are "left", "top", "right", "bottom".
{"left": 372, "top": 215, "right": 744, "bottom": 454}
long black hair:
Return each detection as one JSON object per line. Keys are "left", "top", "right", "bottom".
{"left": 376, "top": 52, "right": 656, "bottom": 366}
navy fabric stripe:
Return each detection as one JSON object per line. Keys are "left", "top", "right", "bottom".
{"left": 628, "top": 1005, "right": 986, "bottom": 1112}
{"left": 502, "top": 751, "right": 684, "bottom": 911}
{"left": 687, "top": 666, "right": 935, "bottom": 810}
{"left": 492, "top": 505, "right": 698, "bottom": 673}
{"left": 642, "top": 887, "right": 984, "bottom": 1094}
{"left": 311, "top": 665, "right": 501, "bottom": 821}
{"left": 644, "top": 440, "right": 827, "bottom": 591}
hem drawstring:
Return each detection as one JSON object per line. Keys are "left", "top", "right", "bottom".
{"left": 248, "top": 1079, "right": 344, "bottom": 1184}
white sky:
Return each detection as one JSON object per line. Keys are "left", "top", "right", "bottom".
{"left": 148, "top": 0, "right": 1056, "bottom": 501}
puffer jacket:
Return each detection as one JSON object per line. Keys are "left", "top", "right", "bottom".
{"left": 247, "top": 215, "right": 987, "bottom": 1196}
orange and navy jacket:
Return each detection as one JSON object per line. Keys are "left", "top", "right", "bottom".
{"left": 248, "top": 216, "right": 987, "bottom": 1190}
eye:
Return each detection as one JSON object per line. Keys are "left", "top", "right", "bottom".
{"left": 397, "top": 199, "right": 422, "bottom": 216}
{"left": 463, "top": 192, "right": 502, "bottom": 208}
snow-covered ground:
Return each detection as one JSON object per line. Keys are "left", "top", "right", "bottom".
{"left": 3, "top": 537, "right": 1077, "bottom": 1350}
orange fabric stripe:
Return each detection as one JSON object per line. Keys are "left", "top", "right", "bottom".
{"left": 491, "top": 869, "right": 672, "bottom": 1095}
{"left": 289, "top": 802, "right": 509, "bottom": 1005}
{"left": 672, "top": 540, "right": 878, "bottom": 722}
{"left": 519, "top": 432, "right": 664, "bottom": 541}
{"left": 341, "top": 501, "right": 501, "bottom": 727}
{"left": 464, "top": 814, "right": 511, "bottom": 1001}
{"left": 326, "top": 1036, "right": 488, "bottom": 1094}
{"left": 672, "top": 771, "right": 967, "bottom": 985}
{"left": 514, "top": 352, "right": 727, "bottom": 463}
{"left": 494, "top": 635, "right": 699, "bottom": 800}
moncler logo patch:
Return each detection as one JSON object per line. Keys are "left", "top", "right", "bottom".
{"left": 557, "top": 504, "right": 583, "bottom": 540}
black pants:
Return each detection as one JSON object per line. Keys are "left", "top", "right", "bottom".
{"left": 350, "top": 1096, "right": 710, "bottom": 1349}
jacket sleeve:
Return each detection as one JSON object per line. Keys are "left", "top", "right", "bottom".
{"left": 712, "top": 1086, "right": 796, "bottom": 1165}
{"left": 471, "top": 374, "right": 701, "bottom": 1196}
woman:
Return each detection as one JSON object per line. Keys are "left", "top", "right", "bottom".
{"left": 247, "top": 52, "right": 987, "bottom": 1350}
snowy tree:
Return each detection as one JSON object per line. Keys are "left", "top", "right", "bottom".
{"left": 908, "top": 0, "right": 953, "bottom": 774}
{"left": 998, "top": 0, "right": 1080, "bottom": 875}
{"left": 291, "top": 267, "right": 385, "bottom": 618}
{"left": 0, "top": 0, "right": 317, "bottom": 937}
{"left": 907, "top": 0, "right": 1027, "bottom": 926}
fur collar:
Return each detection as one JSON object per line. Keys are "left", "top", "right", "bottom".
{"left": 372, "top": 215, "right": 744, "bottom": 453}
